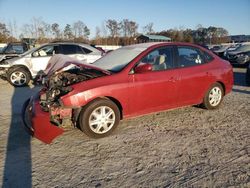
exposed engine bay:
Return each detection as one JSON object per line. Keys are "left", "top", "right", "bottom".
{"left": 39, "top": 65, "right": 107, "bottom": 127}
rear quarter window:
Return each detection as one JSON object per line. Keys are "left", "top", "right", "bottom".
{"left": 177, "top": 46, "right": 205, "bottom": 68}
{"left": 203, "top": 51, "right": 214, "bottom": 63}
{"left": 61, "top": 45, "right": 84, "bottom": 55}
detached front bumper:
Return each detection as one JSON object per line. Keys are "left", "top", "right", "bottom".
{"left": 22, "top": 97, "right": 64, "bottom": 144}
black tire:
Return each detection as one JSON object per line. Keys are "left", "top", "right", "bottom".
{"left": 202, "top": 83, "right": 224, "bottom": 110}
{"left": 7, "top": 67, "right": 31, "bottom": 87}
{"left": 246, "top": 67, "right": 250, "bottom": 86}
{"left": 79, "top": 98, "right": 120, "bottom": 138}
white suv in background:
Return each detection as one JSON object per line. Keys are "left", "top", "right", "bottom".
{"left": 0, "top": 42, "right": 103, "bottom": 87}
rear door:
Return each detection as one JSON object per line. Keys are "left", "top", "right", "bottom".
{"left": 61, "top": 44, "right": 89, "bottom": 62}
{"left": 128, "top": 46, "right": 180, "bottom": 116}
{"left": 176, "top": 45, "right": 214, "bottom": 106}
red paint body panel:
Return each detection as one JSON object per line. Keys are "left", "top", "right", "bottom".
{"left": 127, "top": 69, "right": 180, "bottom": 116}
{"left": 23, "top": 42, "right": 233, "bottom": 143}
{"left": 22, "top": 97, "right": 64, "bottom": 144}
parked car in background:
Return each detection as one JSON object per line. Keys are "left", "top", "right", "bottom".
{"left": 224, "top": 42, "right": 250, "bottom": 66}
{"left": 246, "top": 63, "right": 250, "bottom": 86}
{"left": 213, "top": 44, "right": 232, "bottom": 58}
{"left": 210, "top": 45, "right": 221, "bottom": 52}
{"left": 0, "top": 42, "right": 103, "bottom": 87}
{"left": 22, "top": 42, "right": 233, "bottom": 144}
{"left": 0, "top": 42, "right": 29, "bottom": 62}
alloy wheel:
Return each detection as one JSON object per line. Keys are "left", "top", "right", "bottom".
{"left": 208, "top": 86, "right": 222, "bottom": 107}
{"left": 88, "top": 106, "right": 116, "bottom": 134}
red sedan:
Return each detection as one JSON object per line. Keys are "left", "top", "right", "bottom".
{"left": 22, "top": 42, "right": 233, "bottom": 144}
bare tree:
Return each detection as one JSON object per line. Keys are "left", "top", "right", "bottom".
{"left": 106, "top": 19, "right": 121, "bottom": 37}
{"left": 121, "top": 19, "right": 130, "bottom": 37}
{"left": 101, "top": 21, "right": 108, "bottom": 37}
{"left": 51, "top": 23, "right": 61, "bottom": 38}
{"left": 120, "top": 19, "right": 138, "bottom": 37}
{"left": 21, "top": 24, "right": 34, "bottom": 38}
{"left": 0, "top": 22, "right": 10, "bottom": 42}
{"left": 128, "top": 21, "right": 138, "bottom": 37}
{"left": 143, "top": 23, "right": 154, "bottom": 34}
{"left": 95, "top": 26, "right": 101, "bottom": 39}
{"left": 7, "top": 21, "right": 13, "bottom": 39}
{"left": 42, "top": 22, "right": 51, "bottom": 38}
{"left": 64, "top": 24, "right": 73, "bottom": 39}
{"left": 72, "top": 20, "right": 85, "bottom": 38}
{"left": 83, "top": 25, "right": 90, "bottom": 39}
{"left": 72, "top": 21, "right": 90, "bottom": 39}
{"left": 13, "top": 20, "right": 18, "bottom": 39}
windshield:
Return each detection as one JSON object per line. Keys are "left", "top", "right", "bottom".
{"left": 93, "top": 47, "right": 145, "bottom": 72}
{"left": 19, "top": 46, "right": 39, "bottom": 57}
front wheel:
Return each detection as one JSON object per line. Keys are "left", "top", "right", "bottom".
{"left": 7, "top": 67, "right": 31, "bottom": 87}
{"left": 79, "top": 99, "right": 120, "bottom": 138}
{"left": 202, "top": 83, "right": 224, "bottom": 110}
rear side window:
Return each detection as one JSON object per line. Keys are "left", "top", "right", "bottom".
{"left": 61, "top": 45, "right": 84, "bottom": 55}
{"left": 177, "top": 46, "right": 205, "bottom": 68}
{"left": 203, "top": 51, "right": 214, "bottom": 62}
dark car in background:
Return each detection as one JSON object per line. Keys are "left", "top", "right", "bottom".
{"left": 225, "top": 43, "right": 250, "bottom": 66}
{"left": 0, "top": 42, "right": 29, "bottom": 62}
{"left": 213, "top": 44, "right": 231, "bottom": 58}
{"left": 246, "top": 63, "right": 250, "bottom": 86}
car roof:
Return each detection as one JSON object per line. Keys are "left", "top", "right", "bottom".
{"left": 122, "top": 42, "right": 204, "bottom": 51}
{"left": 38, "top": 42, "right": 100, "bottom": 52}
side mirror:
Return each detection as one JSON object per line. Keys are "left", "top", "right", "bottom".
{"left": 134, "top": 63, "right": 153, "bottom": 73}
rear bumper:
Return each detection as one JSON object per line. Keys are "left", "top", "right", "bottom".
{"left": 22, "top": 96, "right": 64, "bottom": 144}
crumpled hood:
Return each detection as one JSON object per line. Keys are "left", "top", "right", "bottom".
{"left": 0, "top": 54, "right": 21, "bottom": 63}
{"left": 227, "top": 49, "right": 245, "bottom": 55}
{"left": 44, "top": 54, "right": 111, "bottom": 77}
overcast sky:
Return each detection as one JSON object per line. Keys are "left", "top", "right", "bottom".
{"left": 0, "top": 0, "right": 249, "bottom": 38}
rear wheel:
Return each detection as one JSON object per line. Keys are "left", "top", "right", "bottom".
{"left": 202, "top": 83, "right": 224, "bottom": 110}
{"left": 7, "top": 67, "right": 31, "bottom": 87}
{"left": 79, "top": 99, "right": 120, "bottom": 138}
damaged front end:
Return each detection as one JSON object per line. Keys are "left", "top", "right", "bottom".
{"left": 22, "top": 57, "right": 109, "bottom": 144}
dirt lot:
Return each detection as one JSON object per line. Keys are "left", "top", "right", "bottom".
{"left": 0, "top": 68, "right": 249, "bottom": 187}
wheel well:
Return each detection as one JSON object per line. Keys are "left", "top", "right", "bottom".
{"left": 104, "top": 96, "right": 123, "bottom": 119}
{"left": 8, "top": 65, "right": 32, "bottom": 77}
{"left": 74, "top": 96, "right": 124, "bottom": 123}
{"left": 216, "top": 81, "right": 226, "bottom": 95}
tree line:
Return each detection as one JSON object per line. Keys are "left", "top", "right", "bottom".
{"left": 0, "top": 17, "right": 229, "bottom": 45}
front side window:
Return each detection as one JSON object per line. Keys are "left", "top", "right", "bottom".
{"left": 137, "top": 46, "right": 174, "bottom": 71}
{"left": 33, "top": 45, "right": 57, "bottom": 57}
{"left": 177, "top": 46, "right": 204, "bottom": 67}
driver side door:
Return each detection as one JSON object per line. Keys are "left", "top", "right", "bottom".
{"left": 30, "top": 45, "right": 59, "bottom": 74}
{"left": 127, "top": 46, "right": 180, "bottom": 116}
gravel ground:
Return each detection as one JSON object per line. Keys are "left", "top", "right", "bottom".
{"left": 0, "top": 67, "right": 249, "bottom": 188}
